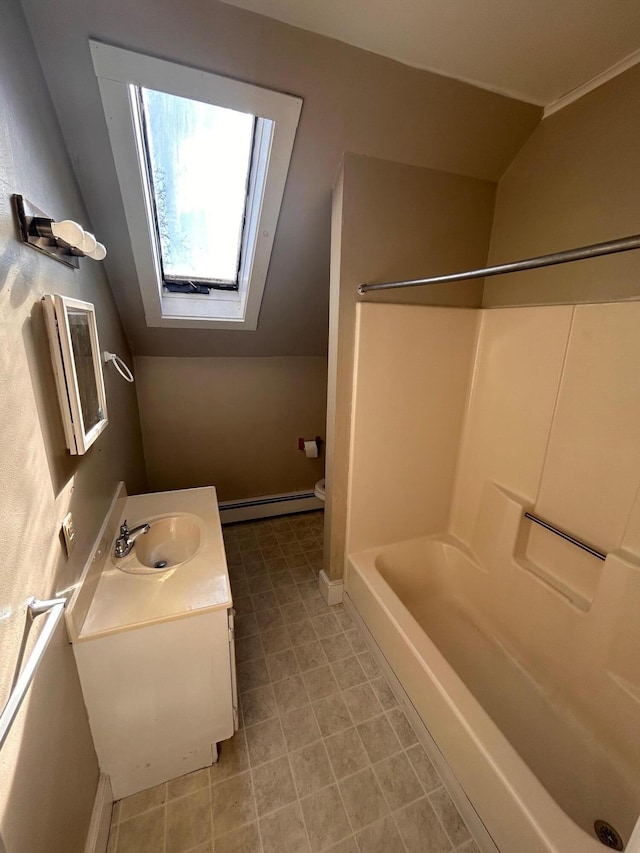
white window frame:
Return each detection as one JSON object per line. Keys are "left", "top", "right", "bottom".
{"left": 90, "top": 41, "right": 302, "bottom": 330}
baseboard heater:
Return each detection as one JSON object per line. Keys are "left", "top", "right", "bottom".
{"left": 219, "top": 490, "right": 323, "bottom": 524}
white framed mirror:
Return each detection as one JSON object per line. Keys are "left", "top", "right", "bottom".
{"left": 42, "top": 294, "right": 108, "bottom": 454}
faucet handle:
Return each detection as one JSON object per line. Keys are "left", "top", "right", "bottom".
{"left": 119, "top": 519, "right": 129, "bottom": 536}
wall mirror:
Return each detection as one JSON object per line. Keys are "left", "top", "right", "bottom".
{"left": 42, "top": 294, "right": 108, "bottom": 454}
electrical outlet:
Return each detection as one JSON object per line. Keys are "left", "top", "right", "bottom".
{"left": 61, "top": 512, "right": 75, "bottom": 557}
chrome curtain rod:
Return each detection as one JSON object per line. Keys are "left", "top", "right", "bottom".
{"left": 0, "top": 597, "right": 66, "bottom": 750}
{"left": 358, "top": 233, "right": 640, "bottom": 294}
{"left": 524, "top": 513, "right": 606, "bottom": 562}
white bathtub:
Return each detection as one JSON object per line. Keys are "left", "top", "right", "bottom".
{"left": 346, "top": 534, "right": 640, "bottom": 853}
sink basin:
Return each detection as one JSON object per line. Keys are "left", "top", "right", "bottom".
{"left": 115, "top": 514, "right": 202, "bottom": 574}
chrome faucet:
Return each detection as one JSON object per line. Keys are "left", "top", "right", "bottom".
{"left": 114, "top": 519, "right": 151, "bottom": 559}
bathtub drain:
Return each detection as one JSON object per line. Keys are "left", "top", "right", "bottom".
{"left": 594, "top": 820, "right": 624, "bottom": 850}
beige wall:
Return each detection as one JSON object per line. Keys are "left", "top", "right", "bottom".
{"left": 20, "top": 0, "right": 540, "bottom": 359}
{"left": 325, "top": 153, "right": 496, "bottom": 579}
{"left": 484, "top": 63, "right": 640, "bottom": 307}
{"left": 0, "top": 2, "right": 146, "bottom": 851}
{"left": 135, "top": 357, "right": 326, "bottom": 500}
{"left": 347, "top": 304, "right": 477, "bottom": 554}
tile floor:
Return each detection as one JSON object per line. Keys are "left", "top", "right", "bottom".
{"left": 106, "top": 512, "right": 479, "bottom": 853}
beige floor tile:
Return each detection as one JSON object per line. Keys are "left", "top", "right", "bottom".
{"left": 297, "top": 581, "right": 320, "bottom": 601}
{"left": 369, "top": 677, "right": 398, "bottom": 711}
{"left": 304, "top": 597, "right": 329, "bottom": 618}
{"left": 235, "top": 634, "right": 265, "bottom": 665}
{"left": 242, "top": 684, "right": 279, "bottom": 727}
{"left": 356, "top": 651, "right": 381, "bottom": 679}
{"left": 277, "top": 584, "right": 302, "bottom": 604}
{"left": 395, "top": 797, "right": 453, "bottom": 853}
{"left": 326, "top": 839, "right": 358, "bottom": 853}
{"left": 319, "top": 633, "right": 352, "bottom": 663}
{"left": 211, "top": 772, "right": 256, "bottom": 838}
{"left": 251, "top": 590, "right": 279, "bottom": 612}
{"left": 331, "top": 607, "right": 352, "bottom": 631}
{"left": 119, "top": 783, "right": 167, "bottom": 821}
{"left": 251, "top": 754, "right": 297, "bottom": 816}
{"left": 429, "top": 787, "right": 471, "bottom": 847}
{"left": 117, "top": 807, "right": 165, "bottom": 853}
{"left": 355, "top": 814, "right": 404, "bottom": 853}
{"left": 313, "top": 693, "right": 353, "bottom": 737}
{"left": 237, "top": 656, "right": 270, "bottom": 693}
{"left": 457, "top": 841, "right": 480, "bottom": 853}
{"left": 341, "top": 682, "right": 383, "bottom": 725}
{"left": 256, "top": 607, "right": 285, "bottom": 632}
{"left": 262, "top": 625, "right": 292, "bottom": 655}
{"left": 287, "top": 619, "right": 317, "bottom": 647}
{"left": 281, "top": 601, "right": 308, "bottom": 623}
{"left": 167, "top": 767, "right": 210, "bottom": 800}
{"left": 310, "top": 613, "right": 341, "bottom": 638}
{"left": 295, "top": 641, "right": 329, "bottom": 672}
{"left": 266, "top": 648, "right": 300, "bottom": 681}
{"left": 245, "top": 717, "right": 287, "bottom": 766}
{"left": 339, "top": 767, "right": 388, "bottom": 831}
{"left": 214, "top": 821, "right": 261, "bottom": 853}
{"left": 344, "top": 628, "right": 367, "bottom": 656}
{"left": 281, "top": 705, "right": 322, "bottom": 751}
{"left": 272, "top": 674, "right": 310, "bottom": 713}
{"left": 166, "top": 786, "right": 211, "bottom": 852}
{"left": 260, "top": 802, "right": 312, "bottom": 853}
{"left": 406, "top": 744, "right": 441, "bottom": 793}
{"left": 210, "top": 732, "right": 249, "bottom": 783}
{"left": 235, "top": 612, "right": 259, "bottom": 639}
{"left": 289, "top": 741, "right": 334, "bottom": 798}
{"left": 330, "top": 657, "right": 367, "bottom": 691}
{"left": 302, "top": 665, "right": 340, "bottom": 702}
{"left": 270, "top": 569, "right": 296, "bottom": 588}
{"left": 324, "top": 727, "right": 369, "bottom": 780}
{"left": 387, "top": 707, "right": 418, "bottom": 748}
{"left": 357, "top": 715, "right": 402, "bottom": 764}
{"left": 373, "top": 752, "right": 423, "bottom": 811}
{"left": 300, "top": 785, "right": 352, "bottom": 852}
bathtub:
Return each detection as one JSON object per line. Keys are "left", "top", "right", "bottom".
{"left": 345, "top": 534, "right": 640, "bottom": 853}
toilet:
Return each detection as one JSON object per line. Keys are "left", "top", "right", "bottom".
{"left": 314, "top": 478, "right": 326, "bottom": 502}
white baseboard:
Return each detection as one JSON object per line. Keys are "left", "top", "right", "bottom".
{"left": 84, "top": 773, "right": 113, "bottom": 853}
{"left": 219, "top": 490, "right": 323, "bottom": 524}
{"left": 343, "top": 594, "right": 500, "bottom": 853}
{"left": 319, "top": 569, "right": 343, "bottom": 605}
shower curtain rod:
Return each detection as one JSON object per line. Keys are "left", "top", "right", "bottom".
{"left": 357, "top": 233, "right": 640, "bottom": 295}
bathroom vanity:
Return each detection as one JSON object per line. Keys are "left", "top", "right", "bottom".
{"left": 66, "top": 484, "right": 237, "bottom": 799}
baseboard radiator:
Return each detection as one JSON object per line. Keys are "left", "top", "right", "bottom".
{"left": 219, "top": 490, "right": 323, "bottom": 524}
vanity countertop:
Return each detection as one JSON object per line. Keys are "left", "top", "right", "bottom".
{"left": 72, "top": 486, "right": 232, "bottom": 641}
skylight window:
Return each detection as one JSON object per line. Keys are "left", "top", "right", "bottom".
{"left": 140, "top": 88, "right": 255, "bottom": 291}
{"left": 91, "top": 42, "right": 302, "bottom": 329}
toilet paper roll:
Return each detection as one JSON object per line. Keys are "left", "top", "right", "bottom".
{"left": 304, "top": 440, "right": 319, "bottom": 458}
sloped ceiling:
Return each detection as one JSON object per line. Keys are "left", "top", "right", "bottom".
{"left": 19, "top": 0, "right": 550, "bottom": 357}
{"left": 219, "top": 0, "right": 640, "bottom": 106}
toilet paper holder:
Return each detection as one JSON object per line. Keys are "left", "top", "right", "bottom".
{"left": 297, "top": 436, "right": 323, "bottom": 454}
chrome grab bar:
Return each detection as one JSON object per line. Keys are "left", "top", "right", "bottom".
{"left": 523, "top": 513, "right": 606, "bottom": 562}
{"left": 0, "top": 596, "right": 66, "bottom": 750}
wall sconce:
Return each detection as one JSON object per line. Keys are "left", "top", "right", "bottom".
{"left": 13, "top": 194, "right": 107, "bottom": 269}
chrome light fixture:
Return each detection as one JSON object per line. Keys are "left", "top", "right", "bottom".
{"left": 13, "top": 194, "right": 107, "bottom": 268}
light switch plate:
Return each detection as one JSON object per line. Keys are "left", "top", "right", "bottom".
{"left": 61, "top": 512, "right": 75, "bottom": 556}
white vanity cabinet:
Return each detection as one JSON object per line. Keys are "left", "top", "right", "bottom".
{"left": 67, "top": 485, "right": 238, "bottom": 799}
{"left": 74, "top": 607, "right": 237, "bottom": 799}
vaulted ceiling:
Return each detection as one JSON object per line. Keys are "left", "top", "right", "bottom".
{"left": 220, "top": 0, "right": 640, "bottom": 107}
{"left": 19, "top": 0, "right": 640, "bottom": 357}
